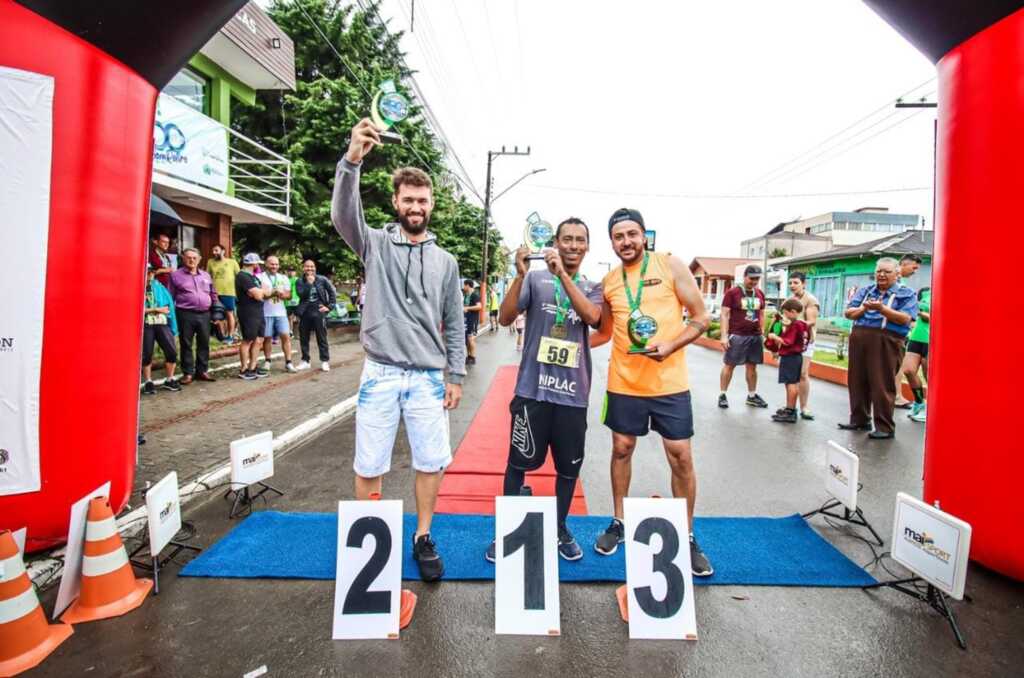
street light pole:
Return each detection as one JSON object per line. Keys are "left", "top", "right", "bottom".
{"left": 481, "top": 146, "right": 530, "bottom": 290}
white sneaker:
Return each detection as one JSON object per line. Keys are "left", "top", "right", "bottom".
{"left": 296, "top": 361, "right": 311, "bottom": 371}
{"left": 285, "top": 362, "right": 297, "bottom": 373}
{"left": 321, "top": 361, "right": 331, "bottom": 372}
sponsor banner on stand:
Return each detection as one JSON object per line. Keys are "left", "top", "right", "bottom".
{"left": 891, "top": 493, "right": 972, "bottom": 600}
{"left": 0, "top": 66, "right": 54, "bottom": 496}
{"left": 230, "top": 431, "right": 275, "bottom": 487}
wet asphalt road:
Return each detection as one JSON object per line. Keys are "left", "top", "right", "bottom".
{"left": 34, "top": 330, "right": 1024, "bottom": 678}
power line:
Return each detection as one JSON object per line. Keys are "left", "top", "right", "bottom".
{"left": 740, "top": 77, "right": 936, "bottom": 191}
{"left": 296, "top": 0, "right": 483, "bottom": 203}
{"left": 527, "top": 184, "right": 931, "bottom": 200}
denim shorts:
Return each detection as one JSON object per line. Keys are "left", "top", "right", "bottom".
{"left": 354, "top": 358, "right": 451, "bottom": 476}
{"left": 219, "top": 295, "right": 236, "bottom": 312}
{"left": 263, "top": 315, "right": 290, "bottom": 337}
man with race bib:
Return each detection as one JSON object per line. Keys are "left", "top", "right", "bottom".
{"left": 591, "top": 208, "right": 714, "bottom": 576}
{"left": 485, "top": 217, "right": 603, "bottom": 563}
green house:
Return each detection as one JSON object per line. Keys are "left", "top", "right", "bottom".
{"left": 775, "top": 231, "right": 932, "bottom": 329}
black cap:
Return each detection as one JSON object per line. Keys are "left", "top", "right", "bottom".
{"left": 744, "top": 264, "right": 763, "bottom": 278}
{"left": 608, "top": 207, "right": 644, "bottom": 235}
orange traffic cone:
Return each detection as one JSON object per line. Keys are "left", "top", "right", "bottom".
{"left": 0, "top": 529, "right": 73, "bottom": 677}
{"left": 60, "top": 497, "right": 152, "bottom": 624}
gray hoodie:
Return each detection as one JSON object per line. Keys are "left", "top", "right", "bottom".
{"left": 331, "top": 158, "right": 466, "bottom": 384}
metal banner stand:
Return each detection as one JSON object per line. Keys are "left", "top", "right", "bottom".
{"left": 129, "top": 539, "right": 202, "bottom": 595}
{"left": 862, "top": 577, "right": 967, "bottom": 650}
{"left": 224, "top": 482, "right": 284, "bottom": 519}
{"left": 802, "top": 499, "right": 884, "bottom": 546}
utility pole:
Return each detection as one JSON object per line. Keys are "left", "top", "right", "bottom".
{"left": 481, "top": 145, "right": 530, "bottom": 317}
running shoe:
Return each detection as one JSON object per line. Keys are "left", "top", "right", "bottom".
{"left": 241, "top": 370, "right": 258, "bottom": 381}
{"left": 162, "top": 379, "right": 182, "bottom": 392}
{"left": 800, "top": 410, "right": 815, "bottom": 420}
{"left": 718, "top": 393, "right": 729, "bottom": 409}
{"left": 746, "top": 394, "right": 768, "bottom": 408}
{"left": 485, "top": 540, "right": 496, "bottom": 563}
{"left": 285, "top": 361, "right": 297, "bottom": 373}
{"left": 595, "top": 518, "right": 625, "bottom": 555}
{"left": 296, "top": 361, "right": 311, "bottom": 371}
{"left": 256, "top": 364, "right": 270, "bottom": 378}
{"left": 910, "top": 405, "right": 927, "bottom": 423}
{"left": 771, "top": 408, "right": 797, "bottom": 424}
{"left": 142, "top": 381, "right": 156, "bottom": 396}
{"left": 558, "top": 525, "right": 583, "bottom": 561}
{"left": 412, "top": 533, "right": 444, "bottom": 582}
{"left": 321, "top": 361, "right": 331, "bottom": 372}
{"left": 690, "top": 534, "right": 714, "bottom": 577}
{"left": 909, "top": 402, "right": 924, "bottom": 418}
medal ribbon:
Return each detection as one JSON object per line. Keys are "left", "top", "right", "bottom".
{"left": 552, "top": 272, "right": 579, "bottom": 326}
{"left": 621, "top": 252, "right": 650, "bottom": 314}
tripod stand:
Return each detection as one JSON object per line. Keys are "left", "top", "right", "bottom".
{"left": 129, "top": 538, "right": 202, "bottom": 595}
{"left": 802, "top": 499, "right": 884, "bottom": 546}
{"left": 224, "top": 482, "right": 284, "bottom": 519}
{"left": 862, "top": 577, "right": 967, "bottom": 649}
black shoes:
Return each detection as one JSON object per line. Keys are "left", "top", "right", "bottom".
{"left": 718, "top": 393, "right": 729, "bottom": 409}
{"left": 595, "top": 518, "right": 625, "bottom": 555}
{"left": 690, "top": 534, "right": 714, "bottom": 577}
{"left": 746, "top": 394, "right": 768, "bottom": 408}
{"left": 837, "top": 422, "right": 872, "bottom": 431}
{"left": 413, "top": 533, "right": 444, "bottom": 582}
{"left": 142, "top": 381, "right": 156, "bottom": 395}
{"left": 868, "top": 430, "right": 895, "bottom": 440}
{"left": 161, "top": 379, "right": 182, "bottom": 392}
{"left": 772, "top": 408, "right": 798, "bottom": 423}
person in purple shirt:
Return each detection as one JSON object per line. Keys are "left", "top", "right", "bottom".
{"left": 168, "top": 247, "right": 219, "bottom": 384}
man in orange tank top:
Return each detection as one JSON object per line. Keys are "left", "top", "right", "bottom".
{"left": 590, "top": 208, "right": 715, "bottom": 576}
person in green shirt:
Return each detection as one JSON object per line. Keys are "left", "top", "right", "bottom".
{"left": 285, "top": 266, "right": 300, "bottom": 334}
{"left": 207, "top": 244, "right": 240, "bottom": 343}
{"left": 902, "top": 286, "right": 931, "bottom": 422}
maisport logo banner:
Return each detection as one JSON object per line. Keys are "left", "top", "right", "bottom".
{"left": 0, "top": 66, "right": 53, "bottom": 496}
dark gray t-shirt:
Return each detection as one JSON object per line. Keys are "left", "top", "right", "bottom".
{"left": 515, "top": 271, "right": 604, "bottom": 408}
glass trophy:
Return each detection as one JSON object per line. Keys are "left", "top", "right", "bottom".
{"left": 371, "top": 80, "right": 409, "bottom": 144}
{"left": 524, "top": 211, "right": 554, "bottom": 260}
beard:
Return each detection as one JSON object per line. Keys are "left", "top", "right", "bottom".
{"left": 399, "top": 210, "right": 430, "bottom": 235}
{"left": 616, "top": 243, "right": 644, "bottom": 264}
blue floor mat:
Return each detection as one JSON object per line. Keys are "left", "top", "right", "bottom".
{"left": 180, "top": 512, "right": 876, "bottom": 587}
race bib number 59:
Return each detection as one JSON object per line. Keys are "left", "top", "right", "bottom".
{"left": 537, "top": 337, "right": 580, "bottom": 369}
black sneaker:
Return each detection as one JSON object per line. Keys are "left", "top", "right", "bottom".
{"left": 717, "top": 393, "right": 729, "bottom": 409}
{"left": 772, "top": 408, "right": 797, "bottom": 423}
{"left": 412, "top": 533, "right": 444, "bottom": 582}
{"left": 746, "top": 394, "right": 768, "bottom": 408}
{"left": 595, "top": 518, "right": 625, "bottom": 555}
{"left": 255, "top": 364, "right": 270, "bottom": 378}
{"left": 800, "top": 410, "right": 815, "bottom": 421}
{"left": 466, "top": 355, "right": 477, "bottom": 365}
{"left": 690, "top": 534, "right": 714, "bottom": 577}
{"left": 558, "top": 525, "right": 583, "bottom": 561}
{"left": 240, "top": 370, "right": 258, "bottom": 381}
{"left": 161, "top": 379, "right": 181, "bottom": 392}
{"left": 485, "top": 540, "right": 496, "bottom": 563}
{"left": 142, "top": 381, "right": 156, "bottom": 396}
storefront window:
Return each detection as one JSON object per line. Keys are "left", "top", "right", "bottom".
{"left": 163, "top": 69, "right": 207, "bottom": 114}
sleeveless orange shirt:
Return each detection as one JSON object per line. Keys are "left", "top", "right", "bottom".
{"left": 602, "top": 252, "right": 689, "bottom": 396}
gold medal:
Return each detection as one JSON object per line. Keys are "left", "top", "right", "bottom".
{"left": 550, "top": 322, "right": 568, "bottom": 339}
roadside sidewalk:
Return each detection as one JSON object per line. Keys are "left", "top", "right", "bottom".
{"left": 135, "top": 332, "right": 366, "bottom": 497}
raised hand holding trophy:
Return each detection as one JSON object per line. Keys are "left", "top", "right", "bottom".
{"left": 524, "top": 211, "right": 554, "bottom": 260}
{"left": 370, "top": 80, "right": 409, "bottom": 144}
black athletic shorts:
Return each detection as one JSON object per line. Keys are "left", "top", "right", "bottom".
{"left": 906, "top": 340, "right": 929, "bottom": 358}
{"left": 508, "top": 396, "right": 587, "bottom": 479}
{"left": 778, "top": 353, "right": 803, "bottom": 384}
{"left": 602, "top": 390, "right": 694, "bottom": 440}
{"left": 237, "top": 308, "right": 265, "bottom": 341}
{"left": 465, "top": 316, "right": 479, "bottom": 338}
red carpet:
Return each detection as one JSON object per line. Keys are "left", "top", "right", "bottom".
{"left": 438, "top": 365, "right": 588, "bottom": 515}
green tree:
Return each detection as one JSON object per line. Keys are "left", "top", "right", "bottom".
{"left": 232, "top": 0, "right": 501, "bottom": 280}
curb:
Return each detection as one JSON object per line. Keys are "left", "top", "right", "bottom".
{"left": 27, "top": 391, "right": 359, "bottom": 586}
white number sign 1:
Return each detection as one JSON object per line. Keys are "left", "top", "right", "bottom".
{"left": 332, "top": 500, "right": 403, "bottom": 639}
{"left": 494, "top": 496, "right": 560, "bottom": 636}
{"left": 623, "top": 497, "right": 698, "bottom": 640}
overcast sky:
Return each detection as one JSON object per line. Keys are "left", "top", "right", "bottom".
{"left": 365, "top": 0, "right": 936, "bottom": 279}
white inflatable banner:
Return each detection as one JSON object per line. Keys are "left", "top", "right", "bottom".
{"left": 0, "top": 66, "right": 53, "bottom": 496}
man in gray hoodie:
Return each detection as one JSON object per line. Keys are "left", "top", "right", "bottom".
{"left": 331, "top": 118, "right": 466, "bottom": 582}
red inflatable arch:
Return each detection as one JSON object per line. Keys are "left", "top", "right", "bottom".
{"left": 0, "top": 0, "right": 1021, "bottom": 581}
